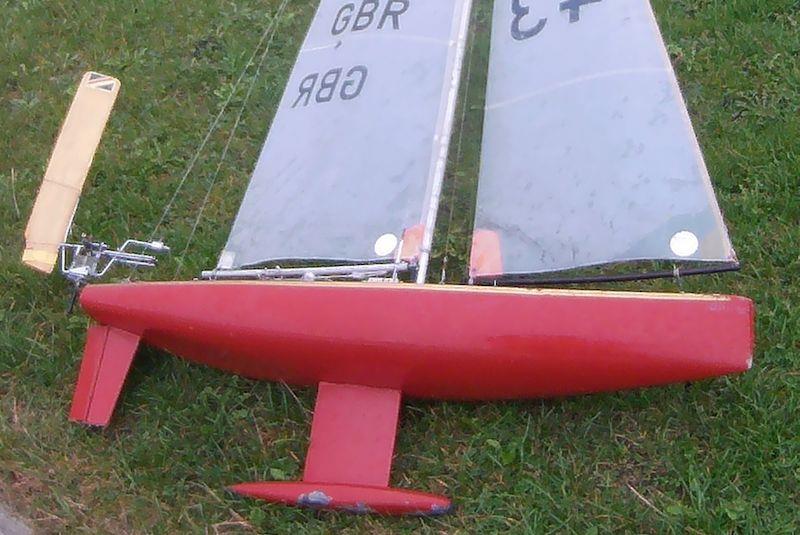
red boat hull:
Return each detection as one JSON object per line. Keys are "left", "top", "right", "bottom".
{"left": 79, "top": 281, "right": 754, "bottom": 400}
{"left": 73, "top": 281, "right": 753, "bottom": 515}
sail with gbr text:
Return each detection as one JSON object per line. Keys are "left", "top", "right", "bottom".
{"left": 221, "top": 0, "right": 472, "bottom": 279}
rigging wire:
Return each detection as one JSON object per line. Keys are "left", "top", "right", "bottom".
{"left": 440, "top": 3, "right": 479, "bottom": 284}
{"left": 147, "top": 0, "right": 289, "bottom": 244}
{"left": 173, "top": 0, "right": 290, "bottom": 277}
{"left": 474, "top": 262, "right": 742, "bottom": 286}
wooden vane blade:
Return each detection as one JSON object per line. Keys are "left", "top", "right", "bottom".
{"left": 23, "top": 71, "right": 120, "bottom": 273}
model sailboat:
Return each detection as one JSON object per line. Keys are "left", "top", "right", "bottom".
{"left": 24, "top": 0, "right": 753, "bottom": 516}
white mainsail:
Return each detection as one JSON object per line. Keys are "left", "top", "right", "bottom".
{"left": 471, "top": 0, "right": 736, "bottom": 280}
{"left": 221, "top": 0, "right": 472, "bottom": 280}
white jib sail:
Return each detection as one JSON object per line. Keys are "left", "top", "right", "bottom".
{"left": 470, "top": 0, "right": 736, "bottom": 279}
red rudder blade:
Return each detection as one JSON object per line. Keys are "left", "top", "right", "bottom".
{"left": 69, "top": 325, "right": 140, "bottom": 427}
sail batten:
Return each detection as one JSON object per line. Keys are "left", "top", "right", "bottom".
{"left": 471, "top": 0, "right": 735, "bottom": 280}
{"left": 222, "top": 1, "right": 472, "bottom": 276}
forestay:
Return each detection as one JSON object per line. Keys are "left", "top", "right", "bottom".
{"left": 221, "top": 0, "right": 471, "bottom": 275}
{"left": 470, "top": 0, "right": 736, "bottom": 280}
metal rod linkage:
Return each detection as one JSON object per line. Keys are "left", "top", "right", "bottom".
{"left": 201, "top": 262, "right": 409, "bottom": 281}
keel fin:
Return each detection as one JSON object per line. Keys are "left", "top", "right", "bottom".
{"left": 303, "top": 382, "right": 400, "bottom": 487}
{"left": 69, "top": 325, "right": 139, "bottom": 427}
{"left": 231, "top": 382, "right": 451, "bottom": 515}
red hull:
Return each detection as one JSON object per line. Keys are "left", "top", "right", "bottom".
{"left": 79, "top": 281, "right": 753, "bottom": 400}
{"left": 73, "top": 281, "right": 753, "bottom": 515}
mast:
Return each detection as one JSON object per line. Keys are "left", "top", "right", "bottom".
{"left": 415, "top": 0, "right": 473, "bottom": 284}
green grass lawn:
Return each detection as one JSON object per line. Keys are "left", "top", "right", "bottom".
{"left": 1, "top": 0, "right": 799, "bottom": 532}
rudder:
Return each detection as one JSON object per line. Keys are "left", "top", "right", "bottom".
{"left": 69, "top": 325, "right": 139, "bottom": 427}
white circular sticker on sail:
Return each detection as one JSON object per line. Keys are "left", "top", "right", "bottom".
{"left": 374, "top": 233, "right": 399, "bottom": 257}
{"left": 670, "top": 231, "right": 699, "bottom": 257}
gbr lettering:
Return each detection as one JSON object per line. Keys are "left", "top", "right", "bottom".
{"left": 332, "top": 0, "right": 410, "bottom": 35}
{"left": 291, "top": 1, "right": 413, "bottom": 108}
{"left": 292, "top": 65, "right": 368, "bottom": 108}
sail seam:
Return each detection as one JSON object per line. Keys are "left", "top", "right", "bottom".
{"left": 300, "top": 34, "right": 451, "bottom": 54}
{"left": 486, "top": 67, "right": 670, "bottom": 111}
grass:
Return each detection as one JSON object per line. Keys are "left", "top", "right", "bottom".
{"left": 1, "top": 0, "right": 799, "bottom": 532}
